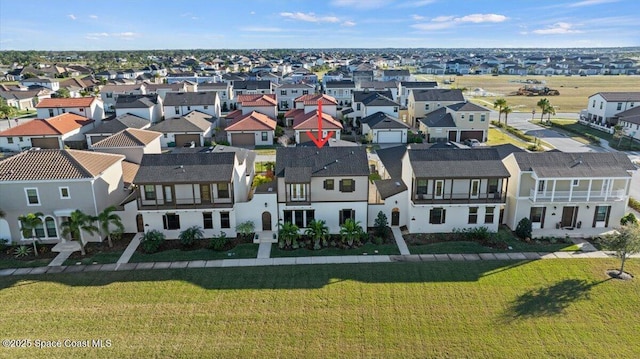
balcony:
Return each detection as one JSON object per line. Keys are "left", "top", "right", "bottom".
{"left": 138, "top": 197, "right": 233, "bottom": 210}
{"left": 529, "top": 189, "right": 626, "bottom": 203}
{"left": 413, "top": 192, "right": 506, "bottom": 204}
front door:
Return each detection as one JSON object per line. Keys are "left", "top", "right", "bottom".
{"left": 262, "top": 211, "right": 272, "bottom": 231}
{"left": 561, "top": 206, "right": 577, "bottom": 227}
{"left": 200, "top": 184, "right": 211, "bottom": 203}
{"left": 136, "top": 214, "right": 144, "bottom": 233}
{"left": 391, "top": 209, "right": 400, "bottom": 226}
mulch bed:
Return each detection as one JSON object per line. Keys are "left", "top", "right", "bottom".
{"left": 0, "top": 243, "right": 58, "bottom": 261}
{"left": 66, "top": 233, "right": 135, "bottom": 260}
{"left": 136, "top": 235, "right": 252, "bottom": 254}
{"left": 607, "top": 269, "right": 634, "bottom": 280}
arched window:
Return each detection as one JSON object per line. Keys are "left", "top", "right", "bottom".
{"left": 34, "top": 221, "right": 45, "bottom": 238}
{"left": 45, "top": 217, "right": 57, "bottom": 238}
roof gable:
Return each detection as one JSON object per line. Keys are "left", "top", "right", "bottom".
{"left": 225, "top": 111, "right": 276, "bottom": 131}
{"left": 36, "top": 97, "right": 95, "bottom": 108}
{"left": 275, "top": 147, "right": 369, "bottom": 179}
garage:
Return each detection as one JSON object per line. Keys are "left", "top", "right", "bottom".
{"left": 376, "top": 130, "right": 403, "bottom": 143}
{"left": 31, "top": 137, "right": 60, "bottom": 149}
{"left": 448, "top": 131, "right": 457, "bottom": 142}
{"left": 299, "top": 131, "right": 336, "bottom": 143}
{"left": 174, "top": 134, "right": 201, "bottom": 147}
{"left": 459, "top": 130, "right": 484, "bottom": 142}
{"left": 230, "top": 132, "right": 256, "bottom": 146}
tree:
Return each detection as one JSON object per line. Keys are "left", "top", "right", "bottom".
{"left": 515, "top": 217, "right": 532, "bottom": 239}
{"left": 598, "top": 224, "right": 640, "bottom": 278}
{"left": 56, "top": 88, "right": 71, "bottom": 98}
{"left": 545, "top": 103, "right": 556, "bottom": 121}
{"left": 278, "top": 221, "right": 300, "bottom": 249}
{"left": 493, "top": 98, "right": 507, "bottom": 125}
{"left": 18, "top": 212, "right": 44, "bottom": 256}
{"left": 0, "top": 98, "right": 17, "bottom": 119}
{"left": 304, "top": 219, "right": 329, "bottom": 250}
{"left": 613, "top": 124, "right": 625, "bottom": 147}
{"left": 252, "top": 174, "right": 271, "bottom": 188}
{"left": 60, "top": 210, "right": 98, "bottom": 255}
{"left": 502, "top": 105, "right": 513, "bottom": 127}
{"left": 340, "top": 218, "right": 363, "bottom": 247}
{"left": 537, "top": 98, "right": 550, "bottom": 122}
{"left": 96, "top": 206, "right": 124, "bottom": 248}
{"left": 374, "top": 211, "right": 388, "bottom": 238}
{"left": 235, "top": 221, "right": 255, "bottom": 241}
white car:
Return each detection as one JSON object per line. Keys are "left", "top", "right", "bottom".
{"left": 465, "top": 139, "right": 480, "bottom": 147}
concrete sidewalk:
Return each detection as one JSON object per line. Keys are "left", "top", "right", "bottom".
{"left": 391, "top": 227, "right": 410, "bottom": 255}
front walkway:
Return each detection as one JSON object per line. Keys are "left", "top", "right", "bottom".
{"left": 257, "top": 242, "right": 272, "bottom": 259}
{"left": 391, "top": 227, "right": 410, "bottom": 255}
{"left": 116, "top": 233, "right": 143, "bottom": 268}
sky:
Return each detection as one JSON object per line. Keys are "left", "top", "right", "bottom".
{"left": 0, "top": 0, "right": 639, "bottom": 50}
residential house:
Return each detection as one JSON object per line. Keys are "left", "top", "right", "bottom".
{"left": 232, "top": 81, "right": 275, "bottom": 99}
{"left": 20, "top": 78, "right": 60, "bottom": 92}
{"left": 418, "top": 63, "right": 445, "bottom": 75}
{"left": 115, "top": 94, "right": 163, "bottom": 124}
{"left": 584, "top": 92, "right": 640, "bottom": 126}
{"left": 36, "top": 97, "right": 105, "bottom": 122}
{"left": 502, "top": 152, "right": 636, "bottom": 236}
{"left": 198, "top": 82, "right": 234, "bottom": 108}
{"left": 615, "top": 106, "right": 640, "bottom": 142}
{"left": 144, "top": 82, "right": 188, "bottom": 102}
{"left": 445, "top": 59, "right": 472, "bottom": 74}
{"left": 324, "top": 81, "right": 355, "bottom": 109}
{"left": 0, "top": 149, "right": 130, "bottom": 245}
{"left": 358, "top": 81, "right": 399, "bottom": 102}
{"left": 276, "top": 83, "right": 314, "bottom": 111}
{"left": 352, "top": 70, "right": 374, "bottom": 86}
{"left": 348, "top": 90, "right": 394, "bottom": 122}
{"left": 407, "top": 89, "right": 465, "bottom": 128}
{"left": 0, "top": 89, "right": 51, "bottom": 111}
{"left": 100, "top": 83, "right": 148, "bottom": 112}
{"left": 225, "top": 111, "right": 276, "bottom": 146}
{"left": 236, "top": 94, "right": 278, "bottom": 119}
{"left": 360, "top": 112, "right": 409, "bottom": 144}
{"left": 0, "top": 113, "right": 94, "bottom": 151}
{"left": 163, "top": 92, "right": 221, "bottom": 120}
{"left": 149, "top": 110, "right": 213, "bottom": 147}
{"left": 275, "top": 147, "right": 369, "bottom": 233}
{"left": 359, "top": 92, "right": 400, "bottom": 119}
{"left": 133, "top": 149, "right": 255, "bottom": 238}
{"left": 90, "top": 128, "right": 162, "bottom": 164}
{"left": 398, "top": 81, "right": 438, "bottom": 107}
{"left": 292, "top": 111, "right": 343, "bottom": 144}
{"left": 418, "top": 102, "right": 490, "bottom": 143}
{"left": 85, "top": 113, "right": 151, "bottom": 146}
{"left": 381, "top": 69, "right": 411, "bottom": 82}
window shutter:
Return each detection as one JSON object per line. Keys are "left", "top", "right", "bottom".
{"left": 163, "top": 215, "right": 168, "bottom": 229}
{"left": 429, "top": 209, "right": 433, "bottom": 224}
{"left": 175, "top": 215, "right": 180, "bottom": 229}
{"left": 339, "top": 180, "right": 344, "bottom": 192}
{"left": 323, "top": 180, "right": 328, "bottom": 189}
{"left": 351, "top": 180, "right": 355, "bottom": 192}
{"left": 604, "top": 206, "right": 611, "bottom": 227}
{"left": 442, "top": 209, "right": 446, "bottom": 223}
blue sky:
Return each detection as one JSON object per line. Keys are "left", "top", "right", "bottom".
{"left": 1, "top": 0, "right": 638, "bottom": 50}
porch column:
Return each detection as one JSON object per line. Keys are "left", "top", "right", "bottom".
{"left": 568, "top": 179, "right": 573, "bottom": 202}
{"left": 192, "top": 184, "right": 196, "bottom": 205}
{"left": 551, "top": 180, "right": 557, "bottom": 202}
{"left": 605, "top": 178, "right": 612, "bottom": 201}
{"left": 533, "top": 179, "right": 538, "bottom": 202}
{"left": 587, "top": 179, "right": 592, "bottom": 201}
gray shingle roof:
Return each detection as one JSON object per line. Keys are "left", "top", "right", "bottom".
{"left": 412, "top": 89, "right": 464, "bottom": 102}
{"left": 375, "top": 145, "right": 406, "bottom": 179}
{"left": 233, "top": 80, "right": 272, "bottom": 90}
{"left": 353, "top": 90, "right": 393, "bottom": 103}
{"left": 420, "top": 107, "right": 456, "bottom": 128}
{"left": 115, "top": 94, "right": 159, "bottom": 109}
{"left": 594, "top": 92, "right": 640, "bottom": 102}
{"left": 85, "top": 114, "right": 150, "bottom": 135}
{"left": 163, "top": 92, "right": 218, "bottom": 106}
{"left": 362, "top": 112, "right": 409, "bottom": 129}
{"left": 325, "top": 80, "right": 355, "bottom": 88}
{"left": 512, "top": 152, "right": 635, "bottom": 178}
{"left": 134, "top": 152, "right": 235, "bottom": 184}
{"left": 361, "top": 93, "right": 399, "bottom": 107}
{"left": 409, "top": 148, "right": 510, "bottom": 178}
{"left": 374, "top": 179, "right": 408, "bottom": 199}
{"left": 275, "top": 147, "right": 369, "bottom": 180}
{"left": 447, "top": 102, "right": 489, "bottom": 112}
{"left": 149, "top": 111, "right": 212, "bottom": 133}
{"left": 400, "top": 81, "right": 438, "bottom": 88}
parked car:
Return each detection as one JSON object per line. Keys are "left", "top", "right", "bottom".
{"left": 464, "top": 138, "right": 480, "bottom": 147}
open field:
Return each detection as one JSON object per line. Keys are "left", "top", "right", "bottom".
{"left": 486, "top": 127, "right": 529, "bottom": 148}
{"left": 415, "top": 74, "right": 640, "bottom": 113}
{"left": 1, "top": 259, "right": 639, "bottom": 358}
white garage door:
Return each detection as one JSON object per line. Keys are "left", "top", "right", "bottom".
{"left": 377, "top": 131, "right": 403, "bottom": 143}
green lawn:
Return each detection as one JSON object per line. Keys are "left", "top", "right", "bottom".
{"left": 0, "top": 259, "right": 639, "bottom": 358}
{"left": 486, "top": 127, "right": 529, "bottom": 148}
{"left": 409, "top": 240, "right": 578, "bottom": 254}
{"left": 128, "top": 243, "right": 259, "bottom": 262}
{"left": 271, "top": 243, "right": 400, "bottom": 257}
{"left": 0, "top": 258, "right": 52, "bottom": 269}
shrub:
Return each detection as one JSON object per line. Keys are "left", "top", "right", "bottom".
{"left": 620, "top": 213, "right": 638, "bottom": 226}
{"left": 527, "top": 144, "right": 543, "bottom": 152}
{"left": 275, "top": 125, "right": 284, "bottom": 137}
{"left": 209, "top": 232, "right": 229, "bottom": 251}
{"left": 628, "top": 197, "right": 640, "bottom": 212}
{"left": 216, "top": 139, "right": 230, "bottom": 146}
{"left": 141, "top": 230, "right": 165, "bottom": 253}
{"left": 0, "top": 238, "right": 9, "bottom": 252}
{"left": 13, "top": 245, "right": 33, "bottom": 258}
{"left": 252, "top": 175, "right": 271, "bottom": 189}
{"left": 374, "top": 211, "right": 388, "bottom": 238}
{"left": 178, "top": 226, "right": 204, "bottom": 248}
{"left": 236, "top": 221, "right": 255, "bottom": 241}
{"left": 515, "top": 217, "right": 532, "bottom": 239}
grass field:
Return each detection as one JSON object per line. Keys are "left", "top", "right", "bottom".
{"left": 415, "top": 74, "right": 640, "bottom": 113}
{"left": 486, "top": 127, "right": 529, "bottom": 148}
{"left": 1, "top": 259, "right": 638, "bottom": 358}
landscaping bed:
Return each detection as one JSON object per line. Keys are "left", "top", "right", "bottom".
{"left": 0, "top": 242, "right": 57, "bottom": 268}
{"left": 129, "top": 236, "right": 258, "bottom": 262}
{"left": 63, "top": 233, "right": 134, "bottom": 265}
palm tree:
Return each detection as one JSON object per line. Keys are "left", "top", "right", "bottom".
{"left": 537, "top": 98, "right": 550, "bottom": 122}
{"left": 60, "top": 210, "right": 98, "bottom": 255}
{"left": 304, "top": 219, "right": 329, "bottom": 250}
{"left": 18, "top": 212, "right": 43, "bottom": 256}
{"left": 278, "top": 221, "right": 300, "bottom": 249}
{"left": 96, "top": 206, "right": 124, "bottom": 248}
{"left": 493, "top": 98, "right": 507, "bottom": 125}
{"left": 545, "top": 103, "right": 556, "bottom": 122}
{"left": 502, "top": 105, "right": 513, "bottom": 127}
{"left": 339, "top": 219, "right": 363, "bottom": 247}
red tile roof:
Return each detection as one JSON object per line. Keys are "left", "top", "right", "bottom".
{"left": 225, "top": 109, "right": 243, "bottom": 120}
{"left": 36, "top": 97, "right": 96, "bottom": 108}
{"left": 284, "top": 109, "right": 304, "bottom": 119}
{"left": 0, "top": 113, "right": 93, "bottom": 137}
{"left": 45, "top": 113, "right": 94, "bottom": 134}
{"left": 294, "top": 94, "right": 337, "bottom": 106}
{"left": 225, "top": 111, "right": 276, "bottom": 131}
{"left": 293, "top": 111, "right": 343, "bottom": 130}
{"left": 237, "top": 94, "right": 277, "bottom": 107}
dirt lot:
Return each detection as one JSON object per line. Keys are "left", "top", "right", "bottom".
{"left": 415, "top": 74, "right": 640, "bottom": 113}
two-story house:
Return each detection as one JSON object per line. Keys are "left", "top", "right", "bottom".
{"left": 115, "top": 94, "right": 163, "bottom": 124}
{"left": 381, "top": 69, "right": 411, "bottom": 82}
{"left": 407, "top": 89, "right": 465, "bottom": 128}
{"left": 0, "top": 113, "right": 94, "bottom": 151}
{"left": 235, "top": 94, "right": 278, "bottom": 119}
{"left": 584, "top": 92, "right": 640, "bottom": 126}
{"left": 324, "top": 81, "right": 356, "bottom": 109}
{"left": 359, "top": 92, "right": 400, "bottom": 119}
{"left": 502, "top": 152, "right": 636, "bottom": 236}
{"left": 163, "top": 92, "right": 221, "bottom": 120}
{"left": 20, "top": 77, "right": 60, "bottom": 92}
{"left": 225, "top": 111, "right": 276, "bottom": 147}
{"left": 85, "top": 113, "right": 151, "bottom": 146}
{"left": 398, "top": 81, "right": 438, "bottom": 107}
{"left": 100, "top": 83, "right": 148, "bottom": 113}
{"left": 418, "top": 102, "right": 490, "bottom": 143}
{"left": 232, "top": 81, "right": 275, "bottom": 99}
{"left": 133, "top": 149, "right": 255, "bottom": 238}
{"left": 275, "top": 147, "right": 369, "bottom": 233}
{"left": 615, "top": 106, "right": 640, "bottom": 142}
{"left": 358, "top": 81, "right": 399, "bottom": 102}
{"left": 149, "top": 110, "right": 214, "bottom": 147}
{"left": 275, "top": 83, "right": 314, "bottom": 111}
{"left": 90, "top": 128, "right": 162, "bottom": 164}
{"left": 198, "top": 82, "right": 234, "bottom": 109}
{"left": 36, "top": 97, "right": 105, "bottom": 122}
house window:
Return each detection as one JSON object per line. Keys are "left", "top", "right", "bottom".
{"left": 18, "top": 137, "right": 23, "bottom": 142}
{"left": 49, "top": 109, "right": 54, "bottom": 117}
{"left": 106, "top": 93, "right": 113, "bottom": 98}
{"left": 356, "top": 103, "right": 361, "bottom": 111}
{"left": 468, "top": 207, "right": 478, "bottom": 224}
{"left": 469, "top": 115, "right": 474, "bottom": 122}
{"left": 434, "top": 180, "right": 444, "bottom": 198}
{"left": 425, "top": 104, "right": 430, "bottom": 111}
{"left": 283, "top": 209, "right": 315, "bottom": 228}
{"left": 592, "top": 100, "right": 595, "bottom": 108}
{"left": 290, "top": 183, "right": 306, "bottom": 201}
{"left": 217, "top": 183, "right": 229, "bottom": 198}
{"left": 163, "top": 213, "right": 180, "bottom": 230}
{"left": 7, "top": 137, "right": 13, "bottom": 144}
{"left": 144, "top": 185, "right": 156, "bottom": 200}
{"left": 281, "top": 90, "right": 287, "bottom": 95}
{"left": 429, "top": 208, "right": 446, "bottom": 224}
{"left": 488, "top": 178, "right": 499, "bottom": 194}
{"left": 203, "top": 212, "right": 213, "bottom": 229}
{"left": 45, "top": 217, "right": 57, "bottom": 237}
{"left": 484, "top": 207, "right": 495, "bottom": 224}
{"left": 393, "top": 107, "right": 398, "bottom": 113}
{"left": 261, "top": 132, "right": 268, "bottom": 141}
{"left": 470, "top": 179, "right": 480, "bottom": 197}
{"left": 302, "top": 90, "right": 309, "bottom": 95}
{"left": 416, "top": 179, "right": 428, "bottom": 195}
{"left": 306, "top": 210, "right": 315, "bottom": 224}
{"left": 339, "top": 209, "right": 355, "bottom": 225}
{"left": 59, "top": 187, "right": 70, "bottom": 199}
{"left": 461, "top": 114, "right": 465, "bottom": 119}
{"left": 163, "top": 134, "right": 168, "bottom": 138}
{"left": 572, "top": 179, "right": 580, "bottom": 186}
{"left": 204, "top": 105, "right": 208, "bottom": 109}
{"left": 34, "top": 221, "right": 45, "bottom": 238}
{"left": 174, "top": 106, "right": 180, "bottom": 115}
{"left": 537, "top": 180, "right": 546, "bottom": 193}
{"left": 594, "top": 205, "right": 610, "bottom": 223}
{"left": 339, "top": 179, "right": 355, "bottom": 192}
{"left": 323, "top": 179, "right": 334, "bottom": 190}
{"left": 530, "top": 207, "right": 545, "bottom": 225}
{"left": 481, "top": 114, "right": 486, "bottom": 122}
{"left": 220, "top": 212, "right": 230, "bottom": 228}
{"left": 599, "top": 102, "right": 603, "bottom": 110}
{"left": 79, "top": 108, "right": 84, "bottom": 112}
{"left": 617, "top": 103, "right": 622, "bottom": 111}
{"left": 25, "top": 188, "right": 40, "bottom": 205}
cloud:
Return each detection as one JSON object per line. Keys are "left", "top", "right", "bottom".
{"left": 412, "top": 13, "right": 507, "bottom": 31}
{"left": 412, "top": 22, "right": 454, "bottom": 31}
{"left": 68, "top": 14, "right": 76, "bottom": 20}
{"left": 89, "top": 15, "right": 98, "bottom": 19}
{"left": 280, "top": 12, "right": 340, "bottom": 23}
{"left": 240, "top": 27, "right": 284, "bottom": 32}
{"left": 432, "top": 15, "right": 454, "bottom": 22}
{"left": 457, "top": 14, "right": 507, "bottom": 23}
{"left": 84, "top": 32, "right": 140, "bottom": 40}
{"left": 532, "top": 22, "right": 582, "bottom": 34}
{"left": 397, "top": 0, "right": 436, "bottom": 8}
{"left": 412, "top": 15, "right": 425, "bottom": 21}
{"left": 330, "top": 0, "right": 392, "bottom": 9}
{"left": 342, "top": 21, "right": 356, "bottom": 27}
{"left": 569, "top": 0, "right": 619, "bottom": 7}
{"left": 250, "top": 11, "right": 255, "bottom": 15}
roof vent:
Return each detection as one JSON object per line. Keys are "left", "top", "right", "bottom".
{"left": 395, "top": 181, "right": 401, "bottom": 187}
{"left": 335, "top": 159, "right": 339, "bottom": 163}
{"left": 323, "top": 166, "right": 327, "bottom": 170}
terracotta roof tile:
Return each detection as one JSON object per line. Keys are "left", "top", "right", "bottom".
{"left": 225, "top": 109, "right": 243, "bottom": 120}
{"left": 225, "top": 111, "right": 276, "bottom": 132}
{"left": 294, "top": 94, "right": 337, "bottom": 106}
{"left": 0, "top": 119, "right": 60, "bottom": 136}
{"left": 284, "top": 109, "right": 304, "bottom": 118}
{"left": 36, "top": 97, "right": 96, "bottom": 108}
{"left": 92, "top": 128, "right": 161, "bottom": 148}
{"left": 237, "top": 94, "right": 277, "bottom": 107}
{"left": 293, "top": 111, "right": 343, "bottom": 130}
{"left": 45, "top": 113, "right": 93, "bottom": 134}
{"left": 121, "top": 160, "right": 140, "bottom": 186}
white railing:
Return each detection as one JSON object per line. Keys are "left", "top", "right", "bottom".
{"left": 578, "top": 119, "right": 614, "bottom": 134}
{"left": 529, "top": 189, "right": 625, "bottom": 202}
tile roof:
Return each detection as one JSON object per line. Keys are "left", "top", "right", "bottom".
{"left": 512, "top": 152, "right": 635, "bottom": 178}
{"left": 293, "top": 111, "right": 343, "bottom": 130}
{"left": 409, "top": 148, "right": 510, "bottom": 178}
{"left": 361, "top": 112, "right": 409, "bottom": 129}
{"left": 0, "top": 149, "right": 124, "bottom": 181}
{"left": 134, "top": 152, "right": 235, "bottom": 183}
{"left": 225, "top": 111, "right": 276, "bottom": 131}
{"left": 419, "top": 107, "right": 456, "bottom": 128}
{"left": 91, "top": 128, "right": 161, "bottom": 148}
{"left": 115, "top": 94, "right": 159, "bottom": 109}
{"left": 85, "top": 114, "right": 150, "bottom": 135}
{"left": 284, "top": 109, "right": 304, "bottom": 119}
{"left": 46, "top": 113, "right": 93, "bottom": 133}
{"left": 225, "top": 109, "right": 243, "bottom": 120}
{"left": 275, "top": 147, "right": 369, "bottom": 179}
{"left": 0, "top": 113, "right": 91, "bottom": 136}
{"left": 237, "top": 94, "right": 277, "bottom": 107}
{"left": 411, "top": 89, "right": 464, "bottom": 102}
{"left": 36, "top": 97, "right": 95, "bottom": 108}
{"left": 593, "top": 92, "right": 640, "bottom": 102}
{"left": 149, "top": 110, "right": 212, "bottom": 133}
{"left": 121, "top": 160, "right": 140, "bottom": 186}
{"left": 294, "top": 93, "right": 338, "bottom": 106}
{"left": 163, "top": 91, "right": 218, "bottom": 106}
